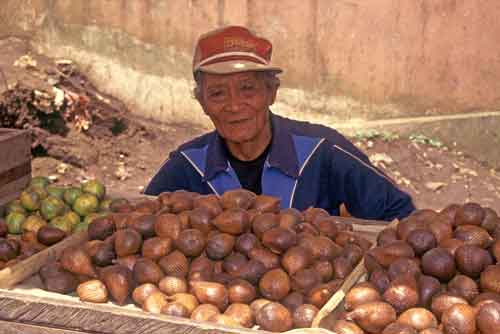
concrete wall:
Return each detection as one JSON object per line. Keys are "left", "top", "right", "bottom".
{"left": 1, "top": 1, "right": 500, "bottom": 168}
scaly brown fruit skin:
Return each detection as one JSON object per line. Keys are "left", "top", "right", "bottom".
{"left": 331, "top": 320, "right": 365, "bottom": 334}
{"left": 397, "top": 308, "right": 437, "bottom": 331}
{"left": 190, "top": 304, "right": 220, "bottom": 322}
{"left": 174, "top": 229, "right": 206, "bottom": 257}
{"left": 220, "top": 189, "right": 256, "bottom": 210}
{"left": 345, "top": 282, "right": 381, "bottom": 311}
{"left": 132, "top": 283, "right": 160, "bottom": 306}
{"left": 292, "top": 304, "right": 318, "bottom": 328}
{"left": 77, "top": 279, "right": 108, "bottom": 303}
{"left": 346, "top": 301, "right": 397, "bottom": 334}
{"left": 259, "top": 268, "right": 291, "bottom": 301}
{"left": 481, "top": 265, "right": 500, "bottom": 294}
{"left": 60, "top": 247, "right": 97, "bottom": 278}
{"left": 476, "top": 301, "right": 500, "bottom": 334}
{"left": 421, "top": 248, "right": 456, "bottom": 282}
{"left": 256, "top": 302, "right": 293, "bottom": 333}
{"left": 100, "top": 265, "right": 133, "bottom": 305}
{"left": 224, "top": 303, "right": 254, "bottom": 328}
{"left": 189, "top": 281, "right": 228, "bottom": 311}
{"left": 213, "top": 209, "right": 250, "bottom": 235}
{"left": 37, "top": 226, "right": 66, "bottom": 246}
{"left": 114, "top": 228, "right": 142, "bottom": 257}
{"left": 442, "top": 304, "right": 477, "bottom": 334}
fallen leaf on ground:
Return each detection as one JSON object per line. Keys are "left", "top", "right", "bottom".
{"left": 459, "top": 167, "right": 478, "bottom": 177}
{"left": 425, "top": 182, "right": 447, "bottom": 192}
{"left": 370, "top": 153, "right": 394, "bottom": 165}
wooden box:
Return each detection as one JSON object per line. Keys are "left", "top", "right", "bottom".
{"left": 0, "top": 212, "right": 392, "bottom": 334}
{"left": 0, "top": 128, "right": 31, "bottom": 212}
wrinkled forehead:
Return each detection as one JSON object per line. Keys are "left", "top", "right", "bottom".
{"left": 200, "top": 71, "right": 263, "bottom": 87}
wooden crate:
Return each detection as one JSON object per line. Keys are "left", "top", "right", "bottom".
{"left": 0, "top": 231, "right": 88, "bottom": 289}
{"left": 0, "top": 128, "right": 31, "bottom": 212}
{"left": 0, "top": 213, "right": 391, "bottom": 334}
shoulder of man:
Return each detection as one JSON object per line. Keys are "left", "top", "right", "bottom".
{"left": 169, "top": 130, "right": 217, "bottom": 158}
{"left": 273, "top": 114, "right": 370, "bottom": 163}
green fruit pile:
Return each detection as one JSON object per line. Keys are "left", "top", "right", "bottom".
{"left": 2, "top": 176, "right": 112, "bottom": 236}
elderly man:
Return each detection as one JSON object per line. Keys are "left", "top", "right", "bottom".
{"left": 145, "top": 26, "right": 415, "bottom": 221}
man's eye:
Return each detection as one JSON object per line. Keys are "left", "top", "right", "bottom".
{"left": 208, "top": 90, "right": 224, "bottom": 98}
{"left": 241, "top": 84, "right": 255, "bottom": 91}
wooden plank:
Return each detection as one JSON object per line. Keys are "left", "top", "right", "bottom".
{"left": 0, "top": 128, "right": 31, "bottom": 209}
{"left": 0, "top": 161, "right": 31, "bottom": 188}
{"left": 0, "top": 231, "right": 88, "bottom": 289}
{"left": 0, "top": 174, "right": 31, "bottom": 206}
{"left": 0, "top": 285, "right": 267, "bottom": 334}
{"left": 0, "top": 128, "right": 31, "bottom": 173}
{"left": 0, "top": 319, "right": 94, "bottom": 334}
{"left": 0, "top": 282, "right": 336, "bottom": 334}
{"left": 0, "top": 175, "right": 31, "bottom": 210}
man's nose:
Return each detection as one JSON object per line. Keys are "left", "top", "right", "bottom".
{"left": 226, "top": 90, "right": 242, "bottom": 112}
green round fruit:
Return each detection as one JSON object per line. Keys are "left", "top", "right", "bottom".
{"left": 63, "top": 211, "right": 80, "bottom": 227}
{"left": 83, "top": 212, "right": 107, "bottom": 225}
{"left": 50, "top": 216, "right": 73, "bottom": 234}
{"left": 82, "top": 179, "right": 106, "bottom": 200}
{"left": 73, "top": 193, "right": 99, "bottom": 217}
{"left": 29, "top": 186, "right": 48, "bottom": 200}
{"left": 22, "top": 215, "right": 47, "bottom": 234}
{"left": 40, "top": 196, "right": 66, "bottom": 221}
{"left": 6, "top": 211, "right": 26, "bottom": 234}
{"left": 19, "top": 190, "right": 41, "bottom": 211}
{"left": 109, "top": 198, "right": 131, "bottom": 212}
{"left": 46, "top": 186, "right": 66, "bottom": 200}
{"left": 63, "top": 187, "right": 83, "bottom": 206}
{"left": 99, "top": 198, "right": 113, "bottom": 212}
{"left": 72, "top": 221, "right": 89, "bottom": 233}
{"left": 30, "top": 176, "right": 50, "bottom": 189}
{"left": 5, "top": 200, "right": 26, "bottom": 215}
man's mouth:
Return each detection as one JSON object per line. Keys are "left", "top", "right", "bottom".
{"left": 228, "top": 119, "right": 249, "bottom": 124}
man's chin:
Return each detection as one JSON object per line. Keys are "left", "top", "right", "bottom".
{"left": 220, "top": 131, "right": 258, "bottom": 144}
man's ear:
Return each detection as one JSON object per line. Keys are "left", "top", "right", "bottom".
{"left": 267, "top": 83, "right": 279, "bottom": 106}
{"left": 194, "top": 87, "right": 208, "bottom": 114}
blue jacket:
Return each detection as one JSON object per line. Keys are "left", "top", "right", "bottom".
{"left": 145, "top": 113, "right": 415, "bottom": 221}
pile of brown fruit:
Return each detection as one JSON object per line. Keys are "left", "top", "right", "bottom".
{"left": 331, "top": 202, "right": 500, "bottom": 334}
{"left": 0, "top": 221, "right": 68, "bottom": 269}
{"left": 37, "top": 189, "right": 372, "bottom": 332}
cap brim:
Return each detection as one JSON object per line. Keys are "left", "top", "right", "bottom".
{"left": 196, "top": 60, "right": 282, "bottom": 75}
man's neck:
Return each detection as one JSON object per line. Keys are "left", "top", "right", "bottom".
{"left": 226, "top": 125, "right": 272, "bottom": 161}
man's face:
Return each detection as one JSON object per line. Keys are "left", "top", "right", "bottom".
{"left": 197, "top": 71, "right": 277, "bottom": 144}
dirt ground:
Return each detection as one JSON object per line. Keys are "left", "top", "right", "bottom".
{"left": 2, "top": 37, "right": 500, "bottom": 214}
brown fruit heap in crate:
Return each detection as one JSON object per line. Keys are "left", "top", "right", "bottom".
{"left": 38, "top": 189, "right": 373, "bottom": 332}
{"left": 332, "top": 202, "right": 500, "bottom": 334}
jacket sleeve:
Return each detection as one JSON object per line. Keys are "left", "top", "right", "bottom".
{"left": 329, "top": 145, "right": 415, "bottom": 221}
{"left": 143, "top": 151, "right": 191, "bottom": 195}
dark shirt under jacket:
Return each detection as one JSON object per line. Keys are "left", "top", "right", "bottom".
{"left": 222, "top": 140, "right": 270, "bottom": 195}
{"left": 145, "top": 113, "right": 416, "bottom": 221}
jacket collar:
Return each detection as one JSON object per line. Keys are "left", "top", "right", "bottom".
{"left": 203, "top": 112, "right": 300, "bottom": 181}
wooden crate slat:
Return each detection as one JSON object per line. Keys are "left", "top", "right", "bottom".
{"left": 0, "top": 319, "right": 93, "bottom": 334}
{"left": 0, "top": 128, "right": 31, "bottom": 208}
{"left": 0, "top": 129, "right": 31, "bottom": 173}
{"left": 0, "top": 175, "right": 31, "bottom": 208}
{"left": 0, "top": 231, "right": 88, "bottom": 289}
{"left": 0, "top": 161, "right": 31, "bottom": 188}
{"left": 0, "top": 283, "right": 266, "bottom": 334}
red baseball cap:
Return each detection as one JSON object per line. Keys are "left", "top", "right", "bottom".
{"left": 193, "top": 26, "right": 283, "bottom": 75}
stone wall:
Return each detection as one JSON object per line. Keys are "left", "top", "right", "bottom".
{"left": 2, "top": 0, "right": 500, "bottom": 126}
